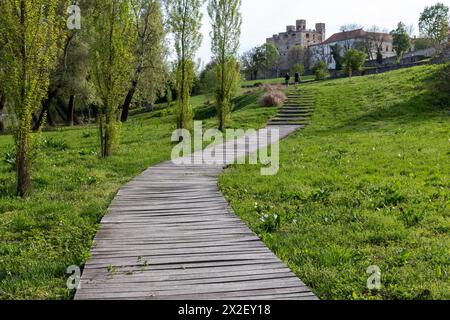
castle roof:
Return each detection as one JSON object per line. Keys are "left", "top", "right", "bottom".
{"left": 322, "top": 28, "right": 392, "bottom": 44}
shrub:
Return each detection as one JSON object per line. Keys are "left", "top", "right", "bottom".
{"left": 312, "top": 61, "right": 329, "bottom": 80}
{"left": 258, "top": 84, "right": 287, "bottom": 107}
{"left": 342, "top": 49, "right": 366, "bottom": 77}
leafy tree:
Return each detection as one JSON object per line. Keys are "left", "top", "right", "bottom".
{"left": 287, "top": 45, "right": 308, "bottom": 71}
{"left": 90, "top": 0, "right": 135, "bottom": 157}
{"left": 121, "top": 0, "right": 166, "bottom": 122}
{"left": 197, "top": 61, "right": 217, "bottom": 101}
{"left": 391, "top": 22, "right": 412, "bottom": 63}
{"left": 261, "top": 43, "right": 280, "bottom": 78}
{"left": 414, "top": 38, "right": 435, "bottom": 50}
{"left": 0, "top": 0, "right": 65, "bottom": 196}
{"left": 166, "top": 0, "right": 204, "bottom": 131}
{"left": 419, "top": 3, "right": 449, "bottom": 46}
{"left": 342, "top": 49, "right": 366, "bottom": 77}
{"left": 208, "top": 0, "right": 242, "bottom": 131}
{"left": 312, "top": 61, "right": 329, "bottom": 80}
{"left": 241, "top": 44, "right": 279, "bottom": 80}
{"left": 33, "top": 0, "right": 96, "bottom": 130}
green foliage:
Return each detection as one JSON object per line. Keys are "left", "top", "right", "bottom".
{"left": 0, "top": 0, "right": 66, "bottom": 196}
{"left": 342, "top": 49, "right": 366, "bottom": 77}
{"left": 291, "top": 63, "right": 305, "bottom": 77}
{"left": 166, "top": 0, "right": 204, "bottom": 130}
{"left": 414, "top": 38, "right": 435, "bottom": 51}
{"left": 0, "top": 86, "right": 277, "bottom": 299}
{"left": 391, "top": 22, "right": 412, "bottom": 63}
{"left": 312, "top": 61, "right": 329, "bottom": 80}
{"left": 90, "top": 0, "right": 135, "bottom": 157}
{"left": 220, "top": 65, "right": 450, "bottom": 300}
{"left": 287, "top": 45, "right": 309, "bottom": 71}
{"left": 208, "top": 0, "right": 242, "bottom": 130}
{"left": 241, "top": 43, "right": 280, "bottom": 80}
{"left": 419, "top": 2, "right": 449, "bottom": 45}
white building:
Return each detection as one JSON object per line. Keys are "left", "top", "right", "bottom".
{"left": 309, "top": 29, "right": 396, "bottom": 69}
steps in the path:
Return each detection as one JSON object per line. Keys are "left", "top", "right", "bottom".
{"left": 268, "top": 89, "right": 315, "bottom": 127}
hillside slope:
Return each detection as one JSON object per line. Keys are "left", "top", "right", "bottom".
{"left": 220, "top": 64, "right": 450, "bottom": 300}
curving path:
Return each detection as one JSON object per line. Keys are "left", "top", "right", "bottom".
{"left": 75, "top": 90, "right": 317, "bottom": 300}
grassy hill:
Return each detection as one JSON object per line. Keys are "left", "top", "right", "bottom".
{"left": 0, "top": 89, "right": 277, "bottom": 299}
{"left": 219, "top": 64, "right": 450, "bottom": 300}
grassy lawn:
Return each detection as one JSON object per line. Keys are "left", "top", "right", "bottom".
{"left": 0, "top": 90, "right": 277, "bottom": 299}
{"left": 220, "top": 65, "right": 450, "bottom": 300}
{"left": 242, "top": 75, "right": 316, "bottom": 87}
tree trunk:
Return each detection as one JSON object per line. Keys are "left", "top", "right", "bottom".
{"left": 121, "top": 79, "right": 138, "bottom": 123}
{"left": 67, "top": 94, "right": 75, "bottom": 126}
{"left": 33, "top": 89, "right": 58, "bottom": 131}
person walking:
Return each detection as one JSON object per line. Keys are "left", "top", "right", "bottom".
{"left": 294, "top": 71, "right": 300, "bottom": 86}
{"left": 285, "top": 72, "right": 291, "bottom": 88}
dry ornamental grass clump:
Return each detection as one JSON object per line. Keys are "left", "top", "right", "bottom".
{"left": 259, "top": 84, "right": 287, "bottom": 107}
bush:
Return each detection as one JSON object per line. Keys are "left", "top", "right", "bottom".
{"left": 312, "top": 61, "right": 329, "bottom": 80}
{"left": 258, "top": 84, "right": 287, "bottom": 107}
{"left": 342, "top": 49, "right": 366, "bottom": 77}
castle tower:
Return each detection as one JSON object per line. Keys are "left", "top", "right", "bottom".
{"left": 315, "top": 23, "right": 326, "bottom": 40}
{"left": 296, "top": 20, "right": 306, "bottom": 31}
{"left": 286, "top": 25, "right": 296, "bottom": 32}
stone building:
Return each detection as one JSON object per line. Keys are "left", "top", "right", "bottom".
{"left": 266, "top": 19, "right": 326, "bottom": 71}
{"left": 309, "top": 29, "right": 396, "bottom": 69}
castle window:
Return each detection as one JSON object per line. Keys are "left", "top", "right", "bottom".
{"left": 306, "top": 33, "right": 310, "bottom": 38}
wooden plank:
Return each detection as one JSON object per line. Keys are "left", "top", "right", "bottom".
{"left": 75, "top": 111, "right": 317, "bottom": 300}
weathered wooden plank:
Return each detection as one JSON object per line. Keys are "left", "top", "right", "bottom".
{"left": 75, "top": 110, "right": 317, "bottom": 300}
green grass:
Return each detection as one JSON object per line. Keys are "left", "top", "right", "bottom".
{"left": 0, "top": 90, "right": 277, "bottom": 299}
{"left": 242, "top": 75, "right": 316, "bottom": 87}
{"left": 220, "top": 64, "right": 450, "bottom": 300}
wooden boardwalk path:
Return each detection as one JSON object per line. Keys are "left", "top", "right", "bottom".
{"left": 75, "top": 91, "right": 317, "bottom": 300}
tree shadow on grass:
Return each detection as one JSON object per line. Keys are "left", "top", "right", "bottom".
{"left": 327, "top": 69, "right": 449, "bottom": 134}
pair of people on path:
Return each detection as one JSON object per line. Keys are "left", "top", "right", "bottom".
{"left": 285, "top": 72, "right": 301, "bottom": 87}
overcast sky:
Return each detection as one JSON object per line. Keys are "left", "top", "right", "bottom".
{"left": 194, "top": 0, "right": 447, "bottom": 65}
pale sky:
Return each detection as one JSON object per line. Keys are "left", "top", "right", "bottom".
{"left": 194, "top": 0, "right": 449, "bottom": 64}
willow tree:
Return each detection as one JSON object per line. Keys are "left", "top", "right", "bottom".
{"left": 208, "top": 0, "right": 242, "bottom": 131}
{"left": 0, "top": 0, "right": 65, "bottom": 196}
{"left": 166, "top": 0, "right": 204, "bottom": 130}
{"left": 121, "top": 0, "right": 166, "bottom": 123}
{"left": 90, "top": 0, "right": 135, "bottom": 157}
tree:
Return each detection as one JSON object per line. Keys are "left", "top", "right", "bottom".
{"left": 241, "top": 44, "right": 279, "bottom": 80}
{"left": 391, "top": 22, "right": 411, "bottom": 63}
{"left": 419, "top": 3, "right": 449, "bottom": 46}
{"left": 90, "top": 0, "right": 135, "bottom": 157}
{"left": 0, "top": 0, "right": 64, "bottom": 196}
{"left": 166, "top": 0, "right": 204, "bottom": 131}
{"left": 208, "top": 0, "right": 242, "bottom": 131}
{"left": 340, "top": 24, "right": 363, "bottom": 32}
{"left": 342, "top": 49, "right": 366, "bottom": 77}
{"left": 312, "top": 61, "right": 329, "bottom": 80}
{"left": 414, "top": 38, "right": 435, "bottom": 50}
{"left": 260, "top": 43, "right": 279, "bottom": 78}
{"left": 287, "top": 45, "right": 308, "bottom": 71}
{"left": 120, "top": 0, "right": 166, "bottom": 123}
